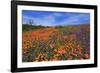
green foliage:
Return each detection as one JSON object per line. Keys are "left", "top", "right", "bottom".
{"left": 22, "top": 24, "right": 46, "bottom": 31}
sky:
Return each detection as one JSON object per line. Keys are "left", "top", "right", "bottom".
{"left": 22, "top": 10, "right": 90, "bottom": 26}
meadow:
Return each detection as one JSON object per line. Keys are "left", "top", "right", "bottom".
{"left": 22, "top": 24, "right": 90, "bottom": 62}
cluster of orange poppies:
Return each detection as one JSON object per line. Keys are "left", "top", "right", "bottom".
{"left": 22, "top": 25, "right": 90, "bottom": 62}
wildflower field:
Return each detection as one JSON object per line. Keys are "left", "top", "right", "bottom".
{"left": 22, "top": 25, "right": 90, "bottom": 62}
{"left": 22, "top": 24, "right": 90, "bottom": 62}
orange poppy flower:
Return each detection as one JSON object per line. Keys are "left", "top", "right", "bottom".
{"left": 84, "top": 54, "right": 90, "bottom": 59}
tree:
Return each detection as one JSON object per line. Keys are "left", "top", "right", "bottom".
{"left": 28, "top": 19, "right": 34, "bottom": 25}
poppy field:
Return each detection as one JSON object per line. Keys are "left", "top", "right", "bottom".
{"left": 22, "top": 24, "right": 90, "bottom": 62}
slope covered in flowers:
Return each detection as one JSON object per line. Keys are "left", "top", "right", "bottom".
{"left": 22, "top": 25, "right": 90, "bottom": 62}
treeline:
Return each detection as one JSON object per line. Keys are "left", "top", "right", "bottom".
{"left": 22, "top": 24, "right": 47, "bottom": 31}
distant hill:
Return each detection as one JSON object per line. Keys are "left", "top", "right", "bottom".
{"left": 22, "top": 24, "right": 90, "bottom": 31}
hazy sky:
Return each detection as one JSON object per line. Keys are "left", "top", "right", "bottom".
{"left": 22, "top": 10, "right": 90, "bottom": 26}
